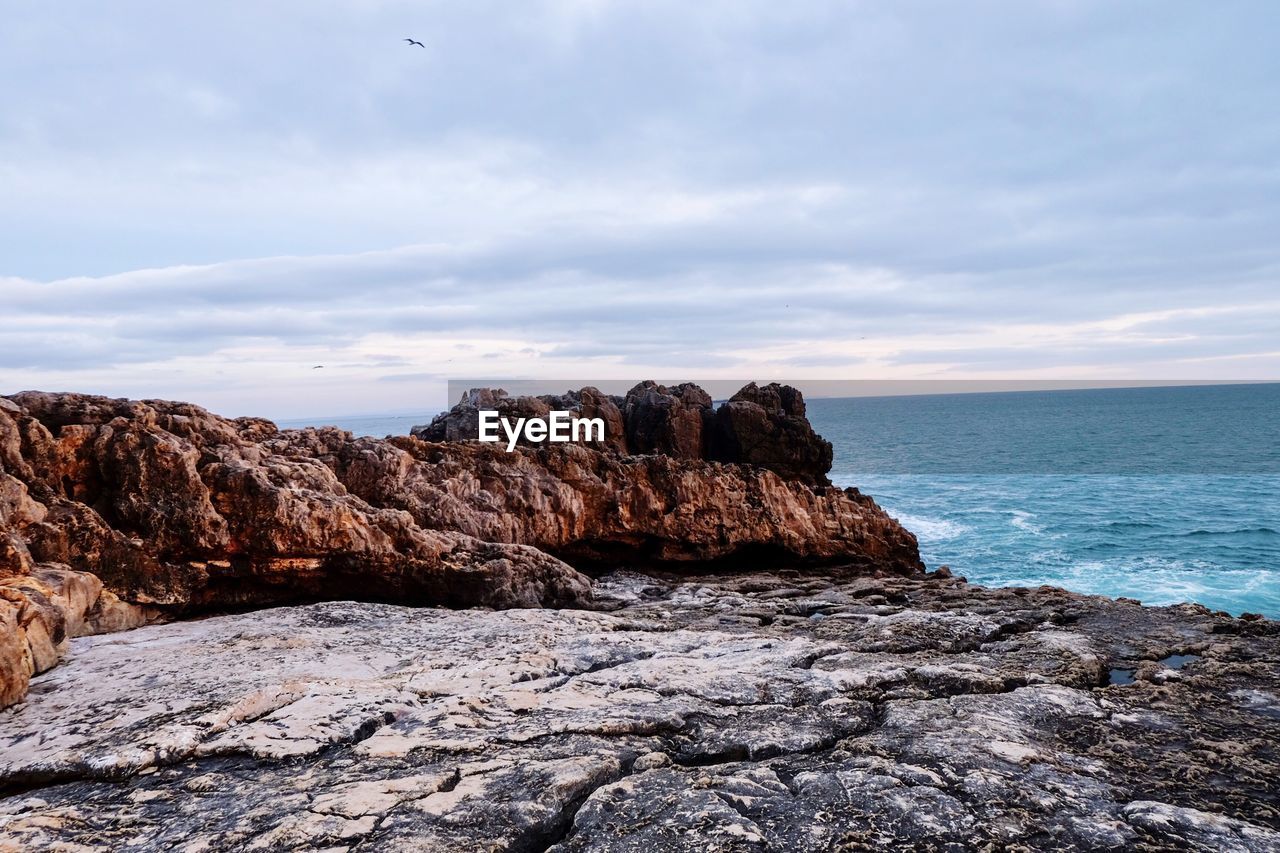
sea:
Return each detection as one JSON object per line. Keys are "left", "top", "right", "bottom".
{"left": 280, "top": 383, "right": 1280, "bottom": 618}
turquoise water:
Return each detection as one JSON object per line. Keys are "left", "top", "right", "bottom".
{"left": 284, "top": 384, "right": 1280, "bottom": 617}
{"left": 807, "top": 385, "right": 1280, "bottom": 617}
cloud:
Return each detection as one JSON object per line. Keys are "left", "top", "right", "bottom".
{"left": 0, "top": 1, "right": 1277, "bottom": 416}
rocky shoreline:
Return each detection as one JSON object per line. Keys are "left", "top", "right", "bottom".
{"left": 2, "top": 569, "right": 1277, "bottom": 850}
{"left": 2, "top": 383, "right": 1278, "bottom": 850}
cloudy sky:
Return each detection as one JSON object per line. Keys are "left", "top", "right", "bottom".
{"left": 2, "top": 1, "right": 1278, "bottom": 417}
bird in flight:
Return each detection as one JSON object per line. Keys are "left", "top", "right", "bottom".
{"left": 404, "top": 38, "right": 425, "bottom": 48}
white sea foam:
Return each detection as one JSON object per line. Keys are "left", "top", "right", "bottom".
{"left": 1009, "top": 510, "right": 1042, "bottom": 534}
{"left": 980, "top": 558, "right": 1280, "bottom": 612}
{"left": 894, "top": 513, "right": 968, "bottom": 541}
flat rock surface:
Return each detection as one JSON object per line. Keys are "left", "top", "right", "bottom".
{"left": 1, "top": 570, "right": 1277, "bottom": 851}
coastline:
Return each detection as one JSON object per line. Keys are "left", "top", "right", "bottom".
{"left": 2, "top": 383, "right": 1277, "bottom": 850}
{"left": 3, "top": 569, "right": 1276, "bottom": 850}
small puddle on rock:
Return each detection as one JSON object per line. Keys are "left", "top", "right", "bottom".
{"left": 1108, "top": 669, "right": 1136, "bottom": 686}
{"left": 1109, "top": 654, "right": 1200, "bottom": 686}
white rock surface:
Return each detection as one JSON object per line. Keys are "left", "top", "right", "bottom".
{"left": 1, "top": 570, "right": 1277, "bottom": 851}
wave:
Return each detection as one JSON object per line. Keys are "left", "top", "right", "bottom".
{"left": 1009, "top": 510, "right": 1042, "bottom": 534}
{"left": 1101, "top": 520, "right": 1162, "bottom": 531}
{"left": 1177, "top": 527, "right": 1280, "bottom": 538}
{"left": 894, "top": 513, "right": 969, "bottom": 541}
{"left": 971, "top": 559, "right": 1280, "bottom": 614}
{"left": 866, "top": 472, "right": 1280, "bottom": 616}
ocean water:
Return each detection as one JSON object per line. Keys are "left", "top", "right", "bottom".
{"left": 276, "top": 413, "right": 435, "bottom": 438}
{"left": 807, "top": 384, "right": 1280, "bottom": 618}
{"left": 283, "top": 384, "right": 1280, "bottom": 617}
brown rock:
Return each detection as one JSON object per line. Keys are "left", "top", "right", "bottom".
{"left": 412, "top": 388, "right": 547, "bottom": 443}
{"left": 412, "top": 382, "right": 838, "bottom": 490}
{"left": 707, "top": 382, "right": 834, "bottom": 486}
{"left": 412, "top": 387, "right": 627, "bottom": 453}
{"left": 0, "top": 565, "right": 157, "bottom": 707}
{"left": 0, "top": 597, "right": 25, "bottom": 708}
{"left": 1, "top": 392, "right": 593, "bottom": 617}
{"left": 621, "top": 381, "right": 713, "bottom": 458}
{"left": 547, "top": 386, "right": 628, "bottom": 454}
{"left": 0, "top": 530, "right": 34, "bottom": 578}
{"left": 324, "top": 435, "right": 921, "bottom": 572}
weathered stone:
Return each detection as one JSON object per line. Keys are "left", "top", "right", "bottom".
{"left": 412, "top": 387, "right": 552, "bottom": 444}
{"left": 0, "top": 598, "right": 26, "bottom": 708}
{"left": 0, "top": 566, "right": 155, "bottom": 708}
{"left": 414, "top": 386, "right": 630, "bottom": 454}
{"left": 0, "top": 532, "right": 33, "bottom": 579}
{"left": 621, "top": 381, "right": 713, "bottom": 459}
{"left": 313, "top": 434, "right": 921, "bottom": 572}
{"left": 413, "top": 381, "right": 835, "bottom": 486}
{"left": 0, "top": 570, "right": 1275, "bottom": 851}
{"left": 707, "top": 382, "right": 834, "bottom": 486}
{"left": 0, "top": 392, "right": 595, "bottom": 617}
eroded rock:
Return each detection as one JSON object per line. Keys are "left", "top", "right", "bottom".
{"left": 707, "top": 382, "right": 834, "bottom": 486}
{"left": 412, "top": 381, "right": 836, "bottom": 485}
{"left": 0, "top": 571, "right": 1276, "bottom": 851}
{"left": 621, "top": 381, "right": 713, "bottom": 459}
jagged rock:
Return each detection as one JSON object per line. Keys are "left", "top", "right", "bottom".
{"left": 707, "top": 382, "right": 834, "bottom": 486}
{"left": 298, "top": 433, "right": 920, "bottom": 571}
{"left": 0, "top": 599, "right": 24, "bottom": 708}
{"left": 0, "top": 531, "right": 34, "bottom": 579}
{"left": 412, "top": 382, "right": 832, "bottom": 486}
{"left": 0, "top": 570, "right": 1275, "bottom": 850}
{"left": 412, "top": 388, "right": 551, "bottom": 444}
{"left": 621, "top": 381, "right": 712, "bottom": 459}
{"left": 411, "top": 387, "right": 626, "bottom": 453}
{"left": 0, "top": 566, "right": 153, "bottom": 708}
{"left": 0, "top": 392, "right": 591, "bottom": 613}
{"left": 556, "top": 386, "right": 628, "bottom": 454}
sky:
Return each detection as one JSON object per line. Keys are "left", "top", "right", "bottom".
{"left": 1, "top": 0, "right": 1278, "bottom": 417}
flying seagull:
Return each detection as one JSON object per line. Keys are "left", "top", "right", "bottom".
{"left": 404, "top": 38, "right": 425, "bottom": 48}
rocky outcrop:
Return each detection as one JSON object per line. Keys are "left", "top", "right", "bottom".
{"left": 0, "top": 389, "right": 921, "bottom": 708}
{"left": 621, "top": 381, "right": 712, "bottom": 459}
{"left": 0, "top": 566, "right": 155, "bottom": 709}
{"left": 413, "top": 381, "right": 835, "bottom": 485}
{"left": 1, "top": 569, "right": 1275, "bottom": 851}
{"left": 0, "top": 392, "right": 593, "bottom": 609}
{"left": 0, "top": 393, "right": 592, "bottom": 707}
{"left": 708, "top": 382, "right": 834, "bottom": 486}
{"left": 412, "top": 386, "right": 628, "bottom": 454}
{"left": 299, "top": 434, "right": 919, "bottom": 572}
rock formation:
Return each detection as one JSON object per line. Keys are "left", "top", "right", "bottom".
{"left": 0, "top": 386, "right": 921, "bottom": 708}
{"left": 1, "top": 569, "right": 1275, "bottom": 850}
{"left": 306, "top": 434, "right": 917, "bottom": 572}
{"left": 621, "top": 381, "right": 712, "bottom": 459}
{"left": 707, "top": 382, "right": 834, "bottom": 486}
{"left": 415, "top": 387, "right": 629, "bottom": 454}
{"left": 412, "top": 381, "right": 835, "bottom": 485}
